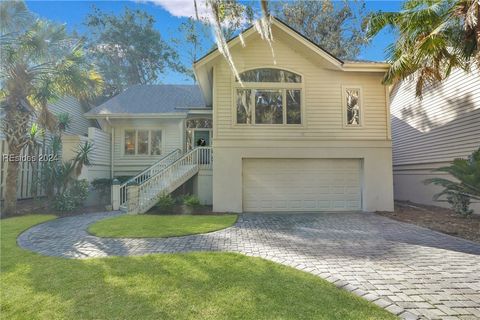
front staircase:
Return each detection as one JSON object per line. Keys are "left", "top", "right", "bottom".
{"left": 118, "top": 147, "right": 212, "bottom": 213}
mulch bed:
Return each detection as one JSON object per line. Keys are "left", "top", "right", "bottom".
{"left": 377, "top": 201, "right": 480, "bottom": 243}
{"left": 1, "top": 198, "right": 107, "bottom": 218}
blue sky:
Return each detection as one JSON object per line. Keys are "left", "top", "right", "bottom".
{"left": 26, "top": 0, "right": 402, "bottom": 84}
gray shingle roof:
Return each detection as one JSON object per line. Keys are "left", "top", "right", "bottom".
{"left": 86, "top": 84, "right": 206, "bottom": 116}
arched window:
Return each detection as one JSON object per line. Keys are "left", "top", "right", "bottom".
{"left": 235, "top": 68, "right": 302, "bottom": 125}
{"left": 236, "top": 68, "right": 302, "bottom": 83}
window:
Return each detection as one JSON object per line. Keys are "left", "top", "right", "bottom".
{"left": 234, "top": 68, "right": 302, "bottom": 125}
{"left": 124, "top": 130, "right": 136, "bottom": 155}
{"left": 286, "top": 90, "right": 301, "bottom": 124}
{"left": 255, "top": 90, "right": 283, "bottom": 124}
{"left": 151, "top": 130, "right": 162, "bottom": 155}
{"left": 344, "top": 88, "right": 362, "bottom": 126}
{"left": 123, "top": 129, "right": 162, "bottom": 155}
{"left": 237, "top": 68, "right": 302, "bottom": 83}
{"left": 137, "top": 130, "right": 149, "bottom": 155}
{"left": 236, "top": 89, "right": 252, "bottom": 124}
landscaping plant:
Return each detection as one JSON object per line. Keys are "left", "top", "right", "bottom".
{"left": 183, "top": 194, "right": 201, "bottom": 207}
{"left": 425, "top": 148, "right": 480, "bottom": 216}
{"left": 156, "top": 193, "right": 175, "bottom": 211}
{"left": 92, "top": 178, "right": 112, "bottom": 205}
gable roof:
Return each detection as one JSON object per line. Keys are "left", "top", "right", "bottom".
{"left": 193, "top": 17, "right": 389, "bottom": 106}
{"left": 85, "top": 84, "right": 207, "bottom": 118}
{"left": 194, "top": 17, "right": 344, "bottom": 66}
{"left": 194, "top": 16, "right": 388, "bottom": 70}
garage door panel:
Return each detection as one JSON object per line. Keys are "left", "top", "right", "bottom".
{"left": 243, "top": 159, "right": 362, "bottom": 212}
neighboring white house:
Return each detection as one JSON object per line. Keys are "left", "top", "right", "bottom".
{"left": 0, "top": 96, "right": 108, "bottom": 200}
{"left": 86, "top": 17, "right": 394, "bottom": 213}
{"left": 390, "top": 68, "right": 480, "bottom": 213}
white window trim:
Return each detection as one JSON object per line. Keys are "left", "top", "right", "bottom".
{"left": 122, "top": 128, "right": 164, "bottom": 156}
{"left": 231, "top": 67, "right": 305, "bottom": 127}
{"left": 342, "top": 85, "right": 364, "bottom": 128}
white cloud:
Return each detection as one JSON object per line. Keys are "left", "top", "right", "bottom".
{"left": 147, "top": 0, "right": 209, "bottom": 19}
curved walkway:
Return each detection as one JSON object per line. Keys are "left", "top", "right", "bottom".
{"left": 18, "top": 211, "right": 480, "bottom": 320}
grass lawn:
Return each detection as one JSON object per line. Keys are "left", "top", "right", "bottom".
{"left": 1, "top": 215, "right": 397, "bottom": 320}
{"left": 88, "top": 214, "right": 238, "bottom": 238}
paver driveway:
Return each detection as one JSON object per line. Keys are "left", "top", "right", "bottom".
{"left": 18, "top": 211, "right": 480, "bottom": 320}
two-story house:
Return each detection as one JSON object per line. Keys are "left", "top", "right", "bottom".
{"left": 86, "top": 18, "right": 394, "bottom": 214}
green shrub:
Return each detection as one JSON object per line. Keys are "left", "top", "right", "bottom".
{"left": 156, "top": 193, "right": 175, "bottom": 211}
{"left": 53, "top": 179, "right": 89, "bottom": 212}
{"left": 447, "top": 193, "right": 473, "bottom": 216}
{"left": 183, "top": 194, "right": 200, "bottom": 207}
{"left": 116, "top": 176, "right": 133, "bottom": 184}
{"left": 92, "top": 178, "right": 112, "bottom": 204}
{"left": 424, "top": 148, "right": 480, "bottom": 216}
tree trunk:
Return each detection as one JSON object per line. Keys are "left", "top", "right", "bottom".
{"left": 3, "top": 155, "right": 20, "bottom": 216}
{"left": 2, "top": 105, "right": 31, "bottom": 217}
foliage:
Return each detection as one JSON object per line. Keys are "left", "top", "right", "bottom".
{"left": 85, "top": 7, "right": 183, "bottom": 96}
{"left": 0, "top": 0, "right": 103, "bottom": 215}
{"left": 425, "top": 148, "right": 480, "bottom": 215}
{"left": 155, "top": 193, "right": 175, "bottom": 211}
{"left": 367, "top": 0, "right": 480, "bottom": 96}
{"left": 1, "top": 215, "right": 396, "bottom": 320}
{"left": 53, "top": 179, "right": 89, "bottom": 212}
{"left": 116, "top": 176, "right": 133, "bottom": 184}
{"left": 41, "top": 136, "right": 93, "bottom": 210}
{"left": 73, "top": 141, "right": 93, "bottom": 177}
{"left": 272, "top": 0, "right": 369, "bottom": 60}
{"left": 56, "top": 112, "right": 72, "bottom": 131}
{"left": 92, "top": 178, "right": 112, "bottom": 204}
{"left": 183, "top": 194, "right": 201, "bottom": 207}
{"left": 447, "top": 193, "right": 474, "bottom": 216}
{"left": 172, "top": 17, "right": 211, "bottom": 81}
{"left": 25, "top": 123, "right": 44, "bottom": 199}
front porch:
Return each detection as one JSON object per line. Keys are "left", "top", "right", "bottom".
{"left": 113, "top": 146, "right": 213, "bottom": 214}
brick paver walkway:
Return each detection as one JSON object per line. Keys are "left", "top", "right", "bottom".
{"left": 18, "top": 211, "right": 480, "bottom": 320}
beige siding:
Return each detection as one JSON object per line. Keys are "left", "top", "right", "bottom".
{"left": 110, "top": 118, "right": 184, "bottom": 176}
{"left": 213, "top": 26, "right": 389, "bottom": 142}
{"left": 391, "top": 68, "right": 480, "bottom": 165}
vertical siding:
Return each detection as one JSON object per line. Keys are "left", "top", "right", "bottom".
{"left": 111, "top": 118, "right": 184, "bottom": 176}
{"left": 391, "top": 67, "right": 480, "bottom": 165}
{"left": 213, "top": 26, "right": 388, "bottom": 142}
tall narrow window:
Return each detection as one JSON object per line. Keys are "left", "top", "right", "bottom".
{"left": 137, "top": 130, "right": 149, "bottom": 155}
{"left": 286, "top": 90, "right": 301, "bottom": 124}
{"left": 345, "top": 88, "right": 361, "bottom": 126}
{"left": 236, "top": 89, "right": 252, "bottom": 124}
{"left": 151, "top": 130, "right": 162, "bottom": 155}
{"left": 124, "top": 130, "right": 135, "bottom": 155}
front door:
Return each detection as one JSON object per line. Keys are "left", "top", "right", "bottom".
{"left": 193, "top": 130, "right": 211, "bottom": 147}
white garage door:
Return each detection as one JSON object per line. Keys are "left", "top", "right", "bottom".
{"left": 243, "top": 159, "right": 362, "bottom": 212}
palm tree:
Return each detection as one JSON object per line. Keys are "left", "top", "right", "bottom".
{"left": 0, "top": 1, "right": 103, "bottom": 216}
{"left": 424, "top": 148, "right": 480, "bottom": 215}
{"left": 367, "top": 0, "right": 479, "bottom": 96}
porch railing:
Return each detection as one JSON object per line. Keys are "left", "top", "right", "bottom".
{"left": 119, "top": 148, "right": 182, "bottom": 207}
{"left": 137, "top": 146, "right": 212, "bottom": 213}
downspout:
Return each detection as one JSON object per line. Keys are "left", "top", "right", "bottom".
{"left": 105, "top": 116, "right": 114, "bottom": 179}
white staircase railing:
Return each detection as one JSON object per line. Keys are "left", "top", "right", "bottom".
{"left": 136, "top": 146, "right": 212, "bottom": 213}
{"left": 119, "top": 148, "right": 182, "bottom": 208}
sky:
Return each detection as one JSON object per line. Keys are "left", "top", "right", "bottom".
{"left": 25, "top": 0, "right": 402, "bottom": 84}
